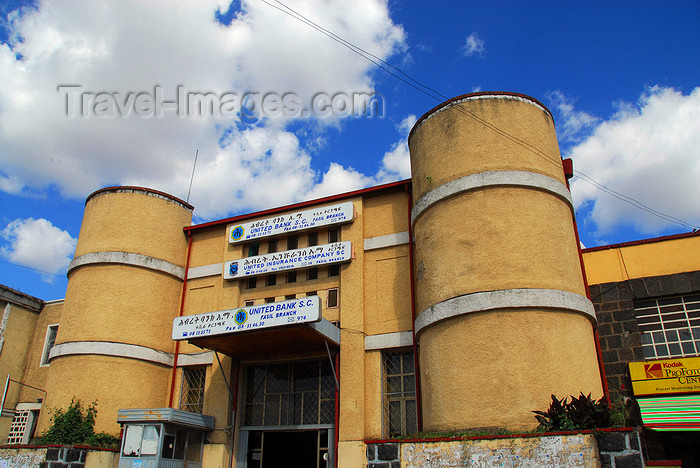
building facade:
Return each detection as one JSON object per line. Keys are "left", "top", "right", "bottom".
{"left": 1, "top": 91, "right": 695, "bottom": 467}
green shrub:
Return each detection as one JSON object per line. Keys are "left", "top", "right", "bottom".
{"left": 34, "top": 399, "right": 120, "bottom": 449}
{"left": 533, "top": 393, "right": 612, "bottom": 432}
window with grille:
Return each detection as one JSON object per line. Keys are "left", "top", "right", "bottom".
{"left": 41, "top": 324, "right": 59, "bottom": 366}
{"left": 7, "top": 410, "right": 29, "bottom": 444}
{"left": 180, "top": 367, "right": 206, "bottom": 413}
{"left": 382, "top": 351, "right": 417, "bottom": 437}
{"left": 635, "top": 294, "right": 700, "bottom": 359}
{"left": 7, "top": 406, "right": 40, "bottom": 444}
{"left": 243, "top": 360, "right": 335, "bottom": 427}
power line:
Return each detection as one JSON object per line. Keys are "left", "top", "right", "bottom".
{"left": 0, "top": 259, "right": 65, "bottom": 278}
{"left": 260, "top": 0, "right": 699, "bottom": 232}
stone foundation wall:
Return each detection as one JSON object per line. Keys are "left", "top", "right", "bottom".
{"left": 366, "top": 429, "right": 644, "bottom": 468}
{"left": 0, "top": 445, "right": 118, "bottom": 468}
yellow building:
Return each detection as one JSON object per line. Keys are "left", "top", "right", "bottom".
{"left": 1, "top": 91, "right": 695, "bottom": 467}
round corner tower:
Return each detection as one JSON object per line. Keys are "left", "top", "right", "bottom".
{"left": 41, "top": 187, "right": 193, "bottom": 434}
{"left": 408, "top": 92, "right": 603, "bottom": 431}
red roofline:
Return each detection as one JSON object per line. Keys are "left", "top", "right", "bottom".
{"left": 184, "top": 179, "right": 411, "bottom": 233}
{"left": 582, "top": 230, "right": 700, "bottom": 253}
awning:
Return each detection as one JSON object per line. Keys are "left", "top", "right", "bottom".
{"left": 638, "top": 395, "right": 700, "bottom": 431}
{"left": 185, "top": 318, "right": 340, "bottom": 358}
{"left": 173, "top": 296, "right": 340, "bottom": 358}
{"left": 117, "top": 408, "right": 215, "bottom": 431}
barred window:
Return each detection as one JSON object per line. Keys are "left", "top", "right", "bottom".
{"left": 635, "top": 294, "right": 700, "bottom": 359}
{"left": 243, "top": 360, "right": 335, "bottom": 427}
{"left": 382, "top": 351, "right": 417, "bottom": 437}
{"left": 180, "top": 367, "right": 206, "bottom": 413}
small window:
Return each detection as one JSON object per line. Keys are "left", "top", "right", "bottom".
{"left": 287, "top": 271, "right": 297, "bottom": 283}
{"left": 328, "top": 289, "right": 338, "bottom": 308}
{"left": 285, "top": 294, "right": 296, "bottom": 300}
{"left": 307, "top": 291, "right": 317, "bottom": 297}
{"left": 248, "top": 243, "right": 260, "bottom": 257}
{"left": 40, "top": 324, "right": 59, "bottom": 367}
{"left": 180, "top": 367, "right": 206, "bottom": 414}
{"left": 244, "top": 300, "right": 255, "bottom": 306}
{"left": 247, "top": 277, "right": 257, "bottom": 289}
{"left": 265, "top": 297, "right": 275, "bottom": 303}
{"left": 328, "top": 228, "right": 339, "bottom": 243}
{"left": 122, "top": 425, "right": 160, "bottom": 457}
{"left": 266, "top": 274, "right": 277, "bottom": 286}
{"left": 268, "top": 240, "right": 277, "bottom": 253}
{"left": 307, "top": 268, "right": 318, "bottom": 280}
{"left": 287, "top": 235, "right": 298, "bottom": 250}
{"left": 308, "top": 232, "right": 318, "bottom": 246}
{"left": 382, "top": 351, "right": 418, "bottom": 437}
{"left": 329, "top": 265, "right": 340, "bottom": 277}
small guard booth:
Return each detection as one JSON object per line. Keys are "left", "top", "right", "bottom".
{"left": 117, "top": 408, "right": 215, "bottom": 468}
{"left": 172, "top": 295, "right": 341, "bottom": 468}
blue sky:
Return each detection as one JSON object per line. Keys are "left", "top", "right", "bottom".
{"left": 1, "top": 0, "right": 698, "bottom": 300}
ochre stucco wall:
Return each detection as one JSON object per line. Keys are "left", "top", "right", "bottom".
{"left": 39, "top": 188, "right": 193, "bottom": 436}
{"left": 583, "top": 235, "right": 700, "bottom": 285}
{"left": 39, "top": 354, "right": 171, "bottom": 434}
{"left": 0, "top": 302, "right": 40, "bottom": 440}
{"left": 409, "top": 94, "right": 602, "bottom": 432}
{"left": 74, "top": 191, "right": 190, "bottom": 266}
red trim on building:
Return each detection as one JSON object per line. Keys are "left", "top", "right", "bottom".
{"left": 364, "top": 427, "right": 637, "bottom": 444}
{"left": 184, "top": 179, "right": 410, "bottom": 233}
{"left": 582, "top": 231, "right": 700, "bottom": 253}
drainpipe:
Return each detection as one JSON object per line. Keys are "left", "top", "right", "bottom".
{"left": 169, "top": 232, "right": 193, "bottom": 407}
{"left": 229, "top": 358, "right": 240, "bottom": 468}
{"left": 333, "top": 352, "right": 340, "bottom": 468}
{"left": 563, "top": 159, "right": 611, "bottom": 403}
{"left": 406, "top": 182, "right": 423, "bottom": 431}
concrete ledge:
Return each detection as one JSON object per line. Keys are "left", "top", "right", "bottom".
{"left": 411, "top": 171, "right": 573, "bottom": 225}
{"left": 415, "top": 288, "right": 595, "bottom": 335}
{"left": 364, "top": 232, "right": 410, "bottom": 251}
{"left": 49, "top": 341, "right": 213, "bottom": 367}
{"left": 187, "top": 263, "right": 223, "bottom": 279}
{"left": 365, "top": 331, "right": 413, "bottom": 350}
{"left": 67, "top": 251, "right": 185, "bottom": 279}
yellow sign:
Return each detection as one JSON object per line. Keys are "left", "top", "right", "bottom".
{"left": 629, "top": 356, "right": 700, "bottom": 396}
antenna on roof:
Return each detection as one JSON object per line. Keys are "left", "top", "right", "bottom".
{"left": 186, "top": 149, "right": 199, "bottom": 204}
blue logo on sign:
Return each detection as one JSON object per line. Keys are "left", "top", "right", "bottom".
{"left": 235, "top": 309, "right": 248, "bottom": 325}
{"left": 229, "top": 263, "right": 239, "bottom": 276}
{"left": 231, "top": 226, "right": 245, "bottom": 241}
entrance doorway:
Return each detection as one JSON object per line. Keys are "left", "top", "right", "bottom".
{"left": 238, "top": 360, "right": 336, "bottom": 467}
{"left": 246, "top": 429, "right": 330, "bottom": 468}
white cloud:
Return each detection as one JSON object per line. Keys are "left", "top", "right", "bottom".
{"left": 0, "top": 0, "right": 405, "bottom": 217}
{"left": 462, "top": 32, "right": 485, "bottom": 57}
{"left": 566, "top": 86, "right": 700, "bottom": 235}
{"left": 376, "top": 114, "right": 415, "bottom": 182}
{"left": 1, "top": 218, "right": 77, "bottom": 282}
{"left": 547, "top": 90, "right": 600, "bottom": 142}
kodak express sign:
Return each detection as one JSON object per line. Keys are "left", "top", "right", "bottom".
{"left": 629, "top": 356, "right": 700, "bottom": 396}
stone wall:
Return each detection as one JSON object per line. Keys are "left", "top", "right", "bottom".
{"left": 366, "top": 429, "right": 643, "bottom": 467}
{"left": 0, "top": 445, "right": 118, "bottom": 468}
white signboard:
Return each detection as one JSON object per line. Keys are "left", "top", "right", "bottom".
{"left": 224, "top": 241, "right": 351, "bottom": 280}
{"left": 228, "top": 202, "right": 354, "bottom": 243}
{"left": 172, "top": 296, "right": 321, "bottom": 340}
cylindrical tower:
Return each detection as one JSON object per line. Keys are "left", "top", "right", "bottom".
{"left": 41, "top": 187, "right": 193, "bottom": 434}
{"left": 409, "top": 92, "right": 602, "bottom": 431}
